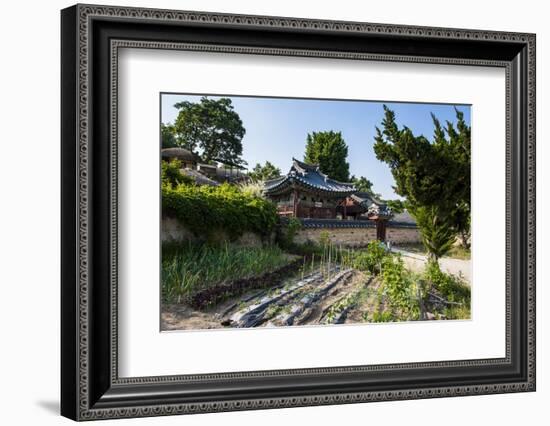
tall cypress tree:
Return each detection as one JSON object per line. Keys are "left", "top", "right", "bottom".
{"left": 373, "top": 105, "right": 471, "bottom": 256}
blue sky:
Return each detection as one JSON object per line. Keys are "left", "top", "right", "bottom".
{"left": 161, "top": 94, "right": 471, "bottom": 200}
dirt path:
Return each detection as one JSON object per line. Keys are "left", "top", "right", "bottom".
{"left": 391, "top": 248, "right": 471, "bottom": 284}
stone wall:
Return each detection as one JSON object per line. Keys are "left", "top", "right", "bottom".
{"left": 386, "top": 226, "right": 421, "bottom": 244}
{"left": 162, "top": 217, "right": 196, "bottom": 243}
{"left": 161, "top": 216, "right": 267, "bottom": 247}
{"left": 162, "top": 216, "right": 421, "bottom": 249}
{"left": 294, "top": 227, "right": 377, "bottom": 247}
{"left": 294, "top": 223, "right": 421, "bottom": 247}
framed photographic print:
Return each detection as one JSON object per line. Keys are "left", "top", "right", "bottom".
{"left": 61, "top": 4, "right": 536, "bottom": 421}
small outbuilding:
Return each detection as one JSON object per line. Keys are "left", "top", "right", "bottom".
{"left": 161, "top": 147, "right": 200, "bottom": 169}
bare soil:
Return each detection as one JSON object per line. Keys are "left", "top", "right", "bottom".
{"left": 161, "top": 268, "right": 377, "bottom": 331}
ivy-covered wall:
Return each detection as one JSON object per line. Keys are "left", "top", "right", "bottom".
{"left": 162, "top": 181, "right": 278, "bottom": 240}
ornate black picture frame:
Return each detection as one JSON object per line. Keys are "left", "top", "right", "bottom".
{"left": 61, "top": 4, "right": 536, "bottom": 421}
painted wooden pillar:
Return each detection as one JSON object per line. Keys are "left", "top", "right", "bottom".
{"left": 292, "top": 189, "right": 298, "bottom": 217}
{"left": 376, "top": 219, "right": 387, "bottom": 241}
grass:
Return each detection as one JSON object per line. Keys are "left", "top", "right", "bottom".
{"left": 371, "top": 310, "right": 396, "bottom": 323}
{"left": 424, "top": 260, "right": 471, "bottom": 320}
{"left": 446, "top": 245, "right": 471, "bottom": 260}
{"left": 443, "top": 304, "right": 471, "bottom": 320}
{"left": 394, "top": 242, "right": 427, "bottom": 255}
{"left": 162, "top": 236, "right": 471, "bottom": 321}
{"left": 393, "top": 242, "right": 471, "bottom": 260}
{"left": 298, "top": 238, "right": 471, "bottom": 322}
{"left": 162, "top": 242, "right": 293, "bottom": 303}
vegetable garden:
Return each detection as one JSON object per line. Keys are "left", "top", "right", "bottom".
{"left": 161, "top": 159, "right": 470, "bottom": 330}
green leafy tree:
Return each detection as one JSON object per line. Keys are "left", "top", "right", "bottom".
{"left": 172, "top": 97, "right": 247, "bottom": 167}
{"left": 351, "top": 176, "right": 374, "bottom": 193}
{"left": 248, "top": 161, "right": 281, "bottom": 182}
{"left": 161, "top": 123, "right": 177, "bottom": 148}
{"left": 385, "top": 199, "right": 405, "bottom": 214}
{"left": 373, "top": 105, "right": 471, "bottom": 257}
{"left": 304, "top": 131, "right": 350, "bottom": 181}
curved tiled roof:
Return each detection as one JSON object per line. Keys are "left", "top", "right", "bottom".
{"left": 180, "top": 168, "right": 220, "bottom": 187}
{"left": 388, "top": 210, "right": 418, "bottom": 228}
{"left": 264, "top": 158, "right": 355, "bottom": 196}
{"left": 351, "top": 191, "right": 385, "bottom": 207}
{"left": 299, "top": 218, "right": 376, "bottom": 229}
{"left": 350, "top": 191, "right": 393, "bottom": 219}
{"left": 161, "top": 147, "right": 199, "bottom": 162}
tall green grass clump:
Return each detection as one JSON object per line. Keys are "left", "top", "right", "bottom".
{"left": 424, "top": 260, "right": 470, "bottom": 304}
{"left": 162, "top": 242, "right": 291, "bottom": 303}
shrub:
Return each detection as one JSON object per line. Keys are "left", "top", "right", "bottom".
{"left": 372, "top": 311, "right": 395, "bottom": 323}
{"left": 161, "top": 159, "right": 194, "bottom": 186}
{"left": 290, "top": 240, "right": 322, "bottom": 257}
{"left": 352, "top": 240, "right": 388, "bottom": 274}
{"left": 281, "top": 217, "right": 303, "bottom": 247}
{"left": 424, "top": 260, "right": 470, "bottom": 304}
{"left": 379, "top": 255, "right": 419, "bottom": 318}
{"left": 162, "top": 181, "right": 278, "bottom": 239}
{"left": 238, "top": 181, "right": 266, "bottom": 198}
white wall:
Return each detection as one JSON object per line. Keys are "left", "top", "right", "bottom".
{"left": 0, "top": 0, "right": 546, "bottom": 424}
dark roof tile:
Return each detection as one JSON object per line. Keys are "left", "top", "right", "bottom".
{"left": 264, "top": 158, "right": 355, "bottom": 195}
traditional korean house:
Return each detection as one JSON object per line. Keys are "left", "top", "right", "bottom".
{"left": 264, "top": 158, "right": 356, "bottom": 219}
{"left": 338, "top": 192, "right": 391, "bottom": 219}
{"left": 336, "top": 191, "right": 394, "bottom": 239}
{"left": 180, "top": 168, "right": 220, "bottom": 187}
{"left": 161, "top": 147, "right": 200, "bottom": 170}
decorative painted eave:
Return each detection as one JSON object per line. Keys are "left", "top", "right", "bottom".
{"left": 264, "top": 158, "right": 356, "bottom": 196}
{"left": 280, "top": 217, "right": 417, "bottom": 229}
{"left": 351, "top": 192, "right": 387, "bottom": 208}
{"left": 298, "top": 218, "right": 376, "bottom": 229}
{"left": 367, "top": 203, "right": 393, "bottom": 220}
{"left": 291, "top": 157, "right": 321, "bottom": 175}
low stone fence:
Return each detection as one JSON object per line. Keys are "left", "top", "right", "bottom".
{"left": 162, "top": 216, "right": 421, "bottom": 249}
{"left": 293, "top": 218, "right": 421, "bottom": 247}
{"left": 386, "top": 224, "right": 421, "bottom": 244}
{"left": 294, "top": 224, "right": 377, "bottom": 247}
